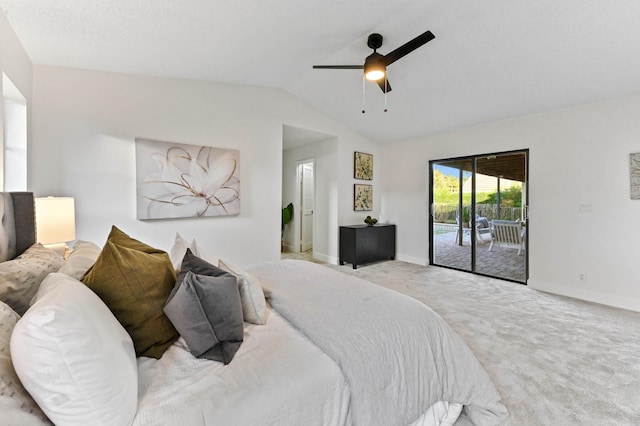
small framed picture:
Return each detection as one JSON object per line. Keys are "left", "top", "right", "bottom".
{"left": 354, "top": 152, "right": 373, "bottom": 180}
{"left": 354, "top": 184, "right": 372, "bottom": 211}
{"left": 631, "top": 153, "right": 640, "bottom": 200}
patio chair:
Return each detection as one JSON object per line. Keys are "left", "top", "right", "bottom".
{"left": 475, "top": 215, "right": 491, "bottom": 244}
{"left": 489, "top": 220, "right": 525, "bottom": 255}
{"left": 454, "top": 215, "right": 492, "bottom": 244}
{"left": 453, "top": 215, "right": 470, "bottom": 243}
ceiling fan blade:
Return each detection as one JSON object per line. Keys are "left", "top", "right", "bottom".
{"left": 383, "top": 30, "right": 435, "bottom": 66}
{"left": 376, "top": 77, "right": 392, "bottom": 93}
{"left": 312, "top": 65, "right": 364, "bottom": 69}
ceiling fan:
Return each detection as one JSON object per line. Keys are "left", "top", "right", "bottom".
{"left": 313, "top": 30, "right": 435, "bottom": 93}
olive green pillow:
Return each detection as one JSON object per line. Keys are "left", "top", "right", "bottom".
{"left": 82, "top": 226, "right": 178, "bottom": 358}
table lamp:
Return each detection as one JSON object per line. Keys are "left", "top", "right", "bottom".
{"left": 35, "top": 196, "right": 76, "bottom": 256}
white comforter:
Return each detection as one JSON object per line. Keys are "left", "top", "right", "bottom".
{"left": 134, "top": 260, "right": 507, "bottom": 426}
{"left": 250, "top": 260, "right": 507, "bottom": 426}
{"left": 134, "top": 310, "right": 351, "bottom": 425}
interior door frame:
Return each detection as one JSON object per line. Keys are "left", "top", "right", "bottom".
{"left": 297, "top": 159, "right": 315, "bottom": 253}
{"left": 429, "top": 149, "right": 529, "bottom": 284}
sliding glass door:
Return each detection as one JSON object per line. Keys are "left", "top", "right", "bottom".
{"left": 431, "top": 158, "right": 473, "bottom": 271}
{"left": 430, "top": 150, "right": 528, "bottom": 283}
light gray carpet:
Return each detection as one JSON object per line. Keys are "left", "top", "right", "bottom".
{"left": 284, "top": 253, "right": 640, "bottom": 425}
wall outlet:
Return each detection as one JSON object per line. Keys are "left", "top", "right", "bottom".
{"left": 578, "top": 273, "right": 587, "bottom": 283}
{"left": 579, "top": 203, "right": 592, "bottom": 213}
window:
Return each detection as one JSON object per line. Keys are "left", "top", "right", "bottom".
{"left": 2, "top": 73, "right": 27, "bottom": 191}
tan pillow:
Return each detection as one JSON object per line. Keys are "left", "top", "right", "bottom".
{"left": 58, "top": 240, "right": 101, "bottom": 280}
{"left": 218, "top": 259, "right": 268, "bottom": 325}
{"left": 82, "top": 226, "right": 178, "bottom": 358}
{"left": 0, "top": 243, "right": 64, "bottom": 315}
{"left": 0, "top": 301, "right": 50, "bottom": 425}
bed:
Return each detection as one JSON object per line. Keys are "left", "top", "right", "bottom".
{"left": 0, "top": 192, "right": 508, "bottom": 426}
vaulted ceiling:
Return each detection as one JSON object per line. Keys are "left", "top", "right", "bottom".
{"left": 2, "top": 0, "right": 640, "bottom": 144}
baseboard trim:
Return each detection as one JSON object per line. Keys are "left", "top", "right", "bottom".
{"left": 313, "top": 252, "right": 338, "bottom": 265}
{"left": 395, "top": 254, "right": 427, "bottom": 266}
{"left": 283, "top": 244, "right": 296, "bottom": 253}
{"left": 528, "top": 279, "right": 640, "bottom": 313}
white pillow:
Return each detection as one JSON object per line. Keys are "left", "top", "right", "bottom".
{"left": 10, "top": 273, "right": 138, "bottom": 426}
{"left": 0, "top": 301, "right": 50, "bottom": 425}
{"left": 57, "top": 240, "right": 101, "bottom": 279}
{"left": 218, "top": 259, "right": 268, "bottom": 325}
{"left": 169, "top": 232, "right": 200, "bottom": 271}
{"left": 169, "top": 233, "right": 219, "bottom": 272}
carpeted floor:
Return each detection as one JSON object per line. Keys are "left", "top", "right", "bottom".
{"left": 282, "top": 252, "right": 640, "bottom": 425}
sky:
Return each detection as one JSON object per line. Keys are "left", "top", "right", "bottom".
{"left": 434, "top": 164, "right": 471, "bottom": 178}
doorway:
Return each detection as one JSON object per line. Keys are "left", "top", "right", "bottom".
{"left": 298, "top": 160, "right": 315, "bottom": 253}
{"left": 429, "top": 150, "right": 528, "bottom": 283}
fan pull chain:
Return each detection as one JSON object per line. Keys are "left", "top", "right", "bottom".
{"left": 362, "top": 75, "right": 366, "bottom": 114}
{"left": 384, "top": 81, "right": 388, "bottom": 112}
{"left": 361, "top": 75, "right": 390, "bottom": 113}
{"left": 384, "top": 74, "right": 388, "bottom": 112}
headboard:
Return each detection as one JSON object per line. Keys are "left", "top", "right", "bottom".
{"left": 0, "top": 192, "right": 36, "bottom": 262}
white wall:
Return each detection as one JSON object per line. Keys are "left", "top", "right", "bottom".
{"left": 334, "top": 139, "right": 383, "bottom": 238}
{"left": 30, "top": 65, "right": 376, "bottom": 265}
{"left": 381, "top": 95, "right": 640, "bottom": 312}
{"left": 282, "top": 137, "right": 338, "bottom": 263}
{"left": 0, "top": 13, "right": 31, "bottom": 102}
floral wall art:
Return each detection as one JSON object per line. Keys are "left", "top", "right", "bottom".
{"left": 354, "top": 184, "right": 372, "bottom": 211}
{"left": 631, "top": 153, "right": 640, "bottom": 200}
{"left": 354, "top": 151, "right": 373, "bottom": 180}
{"left": 135, "top": 138, "right": 240, "bottom": 220}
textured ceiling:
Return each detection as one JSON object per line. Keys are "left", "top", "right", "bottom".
{"left": 2, "top": 0, "right": 640, "bottom": 144}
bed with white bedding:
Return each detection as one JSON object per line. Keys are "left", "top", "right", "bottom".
{"left": 135, "top": 310, "right": 351, "bottom": 425}
{"left": 0, "top": 192, "right": 508, "bottom": 426}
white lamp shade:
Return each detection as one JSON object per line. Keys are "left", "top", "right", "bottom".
{"left": 35, "top": 197, "right": 76, "bottom": 244}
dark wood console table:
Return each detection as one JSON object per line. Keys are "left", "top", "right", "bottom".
{"left": 339, "top": 224, "right": 396, "bottom": 269}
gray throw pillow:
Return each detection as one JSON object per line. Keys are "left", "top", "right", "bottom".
{"left": 164, "top": 271, "right": 244, "bottom": 365}
{"left": 176, "top": 249, "right": 228, "bottom": 284}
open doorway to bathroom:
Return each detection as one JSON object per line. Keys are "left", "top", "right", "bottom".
{"left": 281, "top": 125, "right": 337, "bottom": 264}
{"left": 298, "top": 160, "right": 315, "bottom": 253}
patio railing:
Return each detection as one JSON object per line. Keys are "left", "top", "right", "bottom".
{"left": 433, "top": 203, "right": 522, "bottom": 224}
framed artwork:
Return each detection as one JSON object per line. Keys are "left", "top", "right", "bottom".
{"left": 631, "top": 153, "right": 640, "bottom": 200}
{"left": 354, "top": 151, "right": 373, "bottom": 180}
{"left": 135, "top": 138, "right": 240, "bottom": 219}
{"left": 354, "top": 184, "right": 373, "bottom": 211}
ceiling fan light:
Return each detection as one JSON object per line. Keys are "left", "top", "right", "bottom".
{"left": 365, "top": 69, "right": 385, "bottom": 81}
{"left": 364, "top": 52, "right": 386, "bottom": 81}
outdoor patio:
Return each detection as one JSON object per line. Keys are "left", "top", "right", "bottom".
{"left": 433, "top": 227, "right": 526, "bottom": 283}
